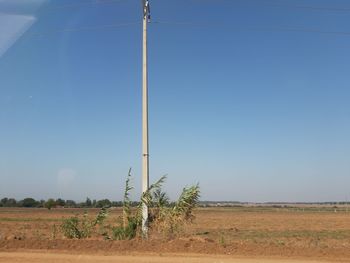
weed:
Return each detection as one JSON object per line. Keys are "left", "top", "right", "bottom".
{"left": 276, "top": 240, "right": 285, "bottom": 246}
{"left": 219, "top": 235, "right": 226, "bottom": 247}
{"left": 111, "top": 218, "right": 138, "bottom": 240}
{"left": 58, "top": 169, "right": 200, "bottom": 240}
{"left": 0, "top": 218, "right": 59, "bottom": 222}
{"left": 33, "top": 229, "right": 45, "bottom": 240}
{"left": 103, "top": 169, "right": 200, "bottom": 240}
{"left": 196, "top": 231, "right": 210, "bottom": 235}
{"left": 51, "top": 224, "right": 57, "bottom": 240}
{"left": 61, "top": 214, "right": 90, "bottom": 239}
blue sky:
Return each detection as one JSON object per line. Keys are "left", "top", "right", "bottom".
{"left": 0, "top": 0, "right": 349, "bottom": 202}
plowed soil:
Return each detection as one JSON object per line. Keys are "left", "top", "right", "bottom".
{"left": 1, "top": 207, "right": 350, "bottom": 262}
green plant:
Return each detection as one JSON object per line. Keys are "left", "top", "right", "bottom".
{"left": 219, "top": 235, "right": 226, "bottom": 247}
{"left": 60, "top": 208, "right": 108, "bottom": 239}
{"left": 110, "top": 170, "right": 200, "bottom": 240}
{"left": 94, "top": 206, "right": 109, "bottom": 226}
{"left": 51, "top": 224, "right": 57, "bottom": 240}
{"left": 173, "top": 184, "right": 200, "bottom": 221}
{"left": 122, "top": 168, "right": 134, "bottom": 228}
{"left": 60, "top": 169, "right": 200, "bottom": 240}
{"left": 61, "top": 213, "right": 92, "bottom": 239}
{"left": 106, "top": 169, "right": 142, "bottom": 240}
{"left": 153, "top": 184, "right": 200, "bottom": 236}
{"left": 111, "top": 217, "right": 138, "bottom": 240}
{"left": 45, "top": 199, "right": 56, "bottom": 210}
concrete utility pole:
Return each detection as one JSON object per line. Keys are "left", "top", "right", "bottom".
{"left": 142, "top": 0, "right": 150, "bottom": 237}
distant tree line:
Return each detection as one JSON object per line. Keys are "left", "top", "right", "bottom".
{"left": 2, "top": 198, "right": 348, "bottom": 209}
{"left": 0, "top": 197, "right": 140, "bottom": 209}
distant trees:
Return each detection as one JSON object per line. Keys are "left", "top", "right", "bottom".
{"left": 0, "top": 198, "right": 17, "bottom": 207}
{"left": 85, "top": 198, "right": 92, "bottom": 207}
{"left": 55, "top": 198, "right": 66, "bottom": 207}
{"left": 0, "top": 197, "right": 138, "bottom": 208}
{"left": 65, "top": 200, "right": 76, "bottom": 208}
{"left": 44, "top": 199, "right": 56, "bottom": 210}
{"left": 95, "top": 199, "right": 112, "bottom": 208}
{"left": 20, "top": 198, "right": 39, "bottom": 207}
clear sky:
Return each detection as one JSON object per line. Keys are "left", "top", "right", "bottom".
{"left": 0, "top": 0, "right": 349, "bottom": 202}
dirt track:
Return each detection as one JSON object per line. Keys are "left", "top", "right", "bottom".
{"left": 0, "top": 252, "right": 344, "bottom": 263}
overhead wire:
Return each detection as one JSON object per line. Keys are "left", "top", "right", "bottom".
{"left": 190, "top": 0, "right": 350, "bottom": 13}
{"left": 24, "top": 22, "right": 140, "bottom": 37}
{"left": 150, "top": 1, "right": 350, "bottom": 37}
{"left": 38, "top": 0, "right": 350, "bottom": 14}
{"left": 40, "top": 0, "right": 129, "bottom": 12}
{"left": 16, "top": 0, "right": 350, "bottom": 38}
{"left": 152, "top": 21, "right": 350, "bottom": 37}
{"left": 260, "top": 2, "right": 350, "bottom": 12}
{"left": 20, "top": 20, "right": 350, "bottom": 38}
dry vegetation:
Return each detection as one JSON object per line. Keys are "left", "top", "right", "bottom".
{"left": 1, "top": 206, "right": 350, "bottom": 260}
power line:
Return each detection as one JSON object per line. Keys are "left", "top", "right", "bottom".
{"left": 39, "top": 0, "right": 129, "bottom": 12}
{"left": 262, "top": 2, "right": 350, "bottom": 12}
{"left": 20, "top": 20, "right": 350, "bottom": 38}
{"left": 152, "top": 21, "right": 350, "bottom": 37}
{"left": 24, "top": 22, "right": 140, "bottom": 37}
{"left": 18, "top": 19, "right": 350, "bottom": 38}
{"left": 40, "top": 0, "right": 350, "bottom": 14}
{"left": 190, "top": 0, "right": 350, "bottom": 13}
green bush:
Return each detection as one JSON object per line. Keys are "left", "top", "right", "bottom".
{"left": 61, "top": 208, "right": 108, "bottom": 239}
{"left": 58, "top": 169, "right": 200, "bottom": 240}
{"left": 45, "top": 199, "right": 56, "bottom": 210}
{"left": 106, "top": 169, "right": 200, "bottom": 240}
{"left": 61, "top": 213, "right": 93, "bottom": 239}
{"left": 21, "top": 198, "right": 39, "bottom": 207}
{"left": 111, "top": 218, "right": 138, "bottom": 240}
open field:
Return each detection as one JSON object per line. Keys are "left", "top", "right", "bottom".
{"left": 1, "top": 207, "right": 350, "bottom": 262}
{"left": 0, "top": 252, "right": 346, "bottom": 263}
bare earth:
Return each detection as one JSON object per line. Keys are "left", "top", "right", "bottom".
{"left": 0, "top": 252, "right": 346, "bottom": 263}
{"left": 1, "top": 207, "right": 350, "bottom": 262}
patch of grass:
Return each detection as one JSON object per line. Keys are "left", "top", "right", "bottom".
{"left": 51, "top": 224, "right": 58, "bottom": 240}
{"left": 61, "top": 214, "right": 93, "bottom": 239}
{"left": 60, "top": 208, "right": 108, "bottom": 239}
{"left": 111, "top": 219, "right": 138, "bottom": 240}
{"left": 216, "top": 229, "right": 350, "bottom": 241}
{"left": 219, "top": 235, "right": 226, "bottom": 247}
{"left": 198, "top": 206, "right": 350, "bottom": 213}
{"left": 196, "top": 231, "right": 210, "bottom": 235}
{"left": 95, "top": 169, "right": 200, "bottom": 240}
{"left": 276, "top": 239, "right": 285, "bottom": 246}
{"left": 0, "top": 217, "right": 60, "bottom": 222}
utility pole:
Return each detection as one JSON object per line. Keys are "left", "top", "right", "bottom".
{"left": 142, "top": 0, "right": 150, "bottom": 237}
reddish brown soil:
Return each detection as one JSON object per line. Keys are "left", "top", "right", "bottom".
{"left": 1, "top": 252, "right": 348, "bottom": 263}
{"left": 0, "top": 207, "right": 350, "bottom": 261}
{"left": 2, "top": 252, "right": 346, "bottom": 263}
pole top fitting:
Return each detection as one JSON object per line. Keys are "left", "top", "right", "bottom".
{"left": 143, "top": 0, "right": 151, "bottom": 22}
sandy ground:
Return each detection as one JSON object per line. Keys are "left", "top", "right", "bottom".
{"left": 0, "top": 252, "right": 345, "bottom": 263}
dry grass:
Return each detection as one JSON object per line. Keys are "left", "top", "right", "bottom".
{"left": 1, "top": 206, "right": 350, "bottom": 259}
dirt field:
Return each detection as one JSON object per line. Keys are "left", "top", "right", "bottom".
{"left": 0, "top": 252, "right": 345, "bottom": 263}
{"left": 0, "top": 207, "right": 350, "bottom": 262}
